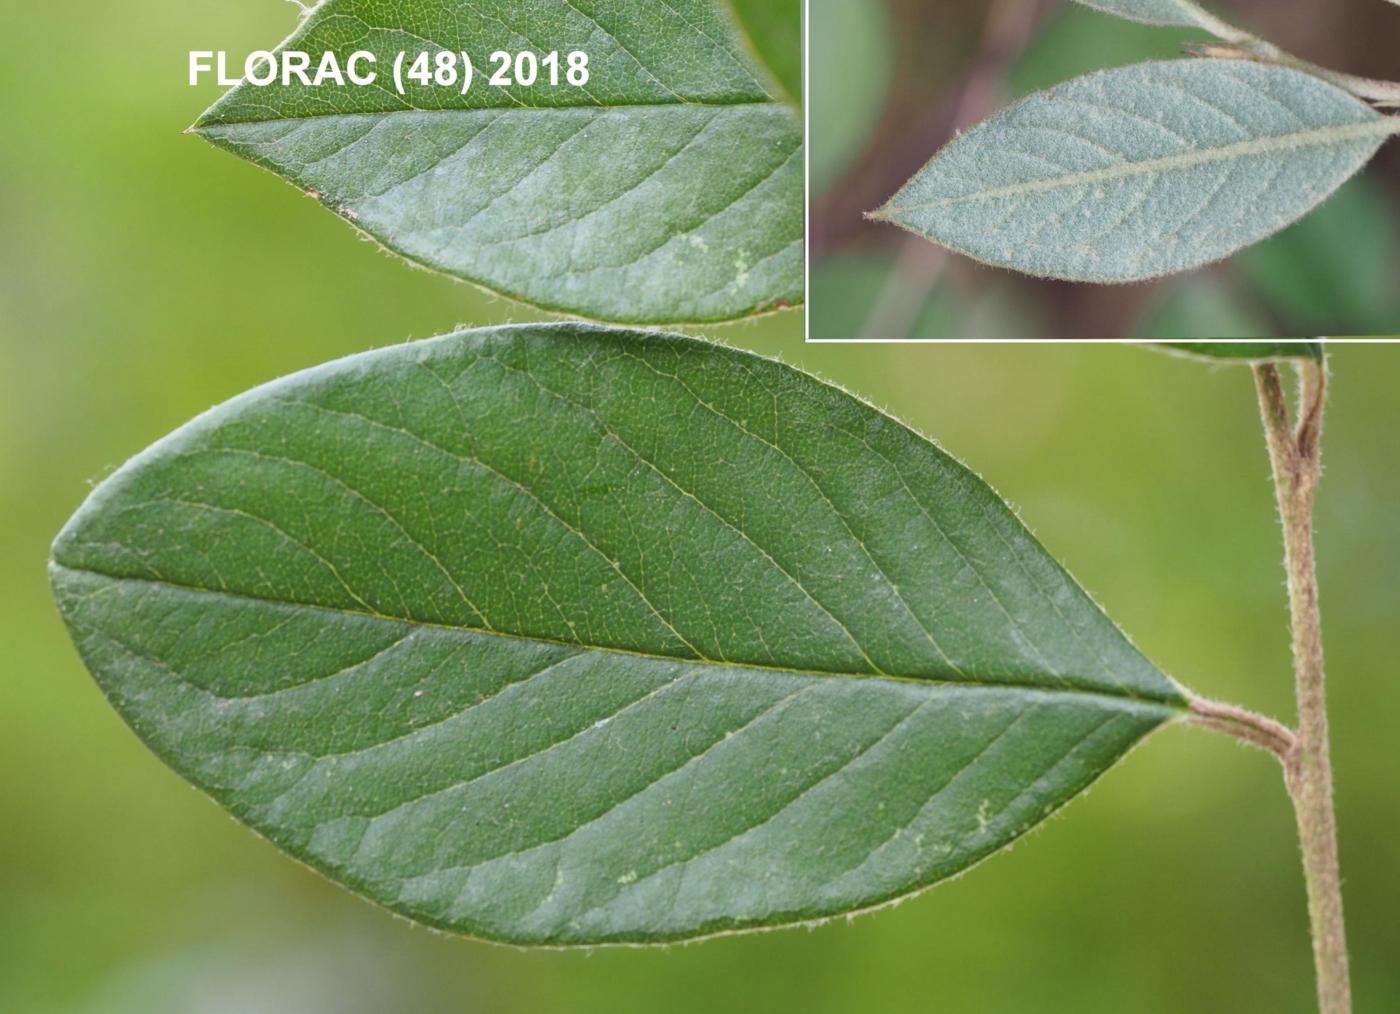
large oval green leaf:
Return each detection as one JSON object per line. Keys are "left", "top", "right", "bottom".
{"left": 193, "top": 0, "right": 803, "bottom": 325}
{"left": 52, "top": 324, "right": 1186, "bottom": 945}
{"left": 872, "top": 60, "right": 1399, "bottom": 282}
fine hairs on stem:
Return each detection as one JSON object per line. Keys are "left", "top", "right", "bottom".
{"left": 1255, "top": 358, "right": 1351, "bottom": 1014}
{"left": 1186, "top": 355, "right": 1349, "bottom": 1013}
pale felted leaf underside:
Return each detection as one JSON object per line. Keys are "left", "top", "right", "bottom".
{"left": 874, "top": 60, "right": 1398, "bottom": 282}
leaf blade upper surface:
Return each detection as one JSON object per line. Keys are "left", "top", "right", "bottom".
{"left": 193, "top": 0, "right": 803, "bottom": 324}
{"left": 52, "top": 324, "right": 1185, "bottom": 944}
{"left": 874, "top": 60, "right": 1398, "bottom": 283}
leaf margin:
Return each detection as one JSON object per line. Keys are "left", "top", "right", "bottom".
{"left": 1149, "top": 340, "right": 1326, "bottom": 363}
{"left": 50, "top": 323, "right": 1192, "bottom": 947}
{"left": 869, "top": 59, "right": 1400, "bottom": 284}
{"left": 189, "top": 0, "right": 806, "bottom": 326}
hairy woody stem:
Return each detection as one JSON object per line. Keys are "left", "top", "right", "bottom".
{"left": 1254, "top": 360, "right": 1351, "bottom": 1014}
{"left": 1187, "top": 695, "right": 1295, "bottom": 761}
{"left": 1186, "top": 8, "right": 1400, "bottom": 106}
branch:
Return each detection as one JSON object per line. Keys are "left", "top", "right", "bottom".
{"left": 1254, "top": 360, "right": 1352, "bottom": 1014}
{"left": 1185, "top": 8, "right": 1400, "bottom": 106}
{"left": 1188, "top": 695, "right": 1296, "bottom": 762}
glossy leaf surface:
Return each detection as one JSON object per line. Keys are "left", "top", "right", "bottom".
{"left": 873, "top": 61, "right": 1399, "bottom": 283}
{"left": 52, "top": 325, "right": 1185, "bottom": 945}
{"left": 193, "top": 0, "right": 803, "bottom": 324}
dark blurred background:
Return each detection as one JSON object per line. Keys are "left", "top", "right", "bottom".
{"left": 3, "top": 3, "right": 1400, "bottom": 1012}
{"left": 810, "top": 0, "right": 1400, "bottom": 340}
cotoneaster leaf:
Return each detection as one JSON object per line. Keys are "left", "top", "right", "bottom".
{"left": 52, "top": 324, "right": 1187, "bottom": 945}
{"left": 1072, "top": 0, "right": 1214, "bottom": 29}
{"left": 193, "top": 0, "right": 803, "bottom": 325}
{"left": 726, "top": 0, "right": 802, "bottom": 105}
{"left": 872, "top": 60, "right": 1400, "bottom": 283}
{"left": 1152, "top": 341, "right": 1325, "bottom": 362}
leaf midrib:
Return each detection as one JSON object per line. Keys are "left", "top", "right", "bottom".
{"left": 51, "top": 562, "right": 1186, "bottom": 708}
{"left": 881, "top": 117, "right": 1400, "bottom": 214}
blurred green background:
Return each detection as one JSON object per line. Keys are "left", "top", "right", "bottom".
{"left": 3, "top": 3, "right": 1400, "bottom": 1012}
{"left": 810, "top": 0, "right": 1400, "bottom": 340}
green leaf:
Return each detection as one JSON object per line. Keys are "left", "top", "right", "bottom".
{"left": 1073, "top": 0, "right": 1214, "bottom": 29}
{"left": 52, "top": 324, "right": 1186, "bottom": 945}
{"left": 192, "top": 0, "right": 803, "bottom": 325}
{"left": 1151, "top": 341, "right": 1325, "bottom": 362}
{"left": 725, "top": 0, "right": 802, "bottom": 105}
{"left": 871, "top": 60, "right": 1400, "bottom": 283}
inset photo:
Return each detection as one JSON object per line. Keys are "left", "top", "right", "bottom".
{"left": 807, "top": 0, "right": 1400, "bottom": 341}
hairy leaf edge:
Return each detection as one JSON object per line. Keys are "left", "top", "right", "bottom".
{"left": 867, "top": 60, "right": 1400, "bottom": 284}
{"left": 47, "top": 580, "right": 1186, "bottom": 947}
{"left": 187, "top": 5, "right": 805, "bottom": 325}
{"left": 50, "top": 323, "right": 1192, "bottom": 946}
{"left": 1072, "top": 0, "right": 1219, "bottom": 30}
{"left": 190, "top": 116, "right": 803, "bottom": 325}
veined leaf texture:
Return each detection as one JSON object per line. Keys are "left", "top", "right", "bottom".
{"left": 874, "top": 61, "right": 1399, "bottom": 282}
{"left": 194, "top": 0, "right": 804, "bottom": 324}
{"left": 52, "top": 325, "right": 1187, "bottom": 944}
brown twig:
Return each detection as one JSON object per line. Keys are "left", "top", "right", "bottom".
{"left": 1254, "top": 360, "right": 1351, "bottom": 1014}
{"left": 1187, "top": 695, "right": 1296, "bottom": 761}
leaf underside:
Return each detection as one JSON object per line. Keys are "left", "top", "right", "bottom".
{"left": 193, "top": 0, "right": 803, "bottom": 324}
{"left": 52, "top": 325, "right": 1184, "bottom": 945}
{"left": 875, "top": 60, "right": 1396, "bottom": 283}
{"left": 1073, "top": 0, "right": 1212, "bottom": 29}
{"left": 1152, "top": 341, "right": 1325, "bottom": 362}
